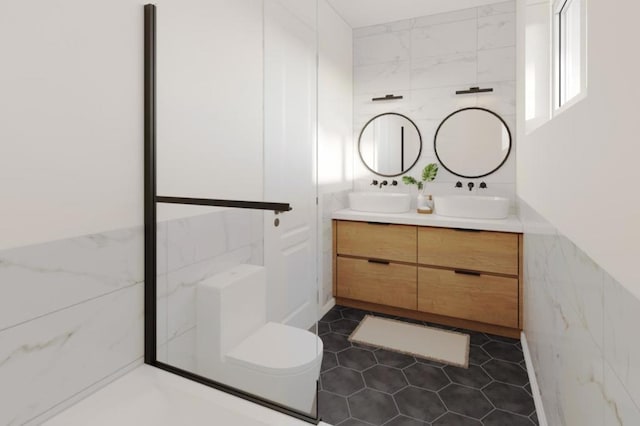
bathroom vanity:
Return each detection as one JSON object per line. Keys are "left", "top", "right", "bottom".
{"left": 332, "top": 211, "right": 524, "bottom": 338}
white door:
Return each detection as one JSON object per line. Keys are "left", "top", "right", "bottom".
{"left": 263, "top": 0, "right": 318, "bottom": 330}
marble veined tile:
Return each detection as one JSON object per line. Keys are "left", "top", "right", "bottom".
{"left": 604, "top": 362, "right": 640, "bottom": 425}
{"left": 168, "top": 327, "right": 197, "bottom": 373}
{"left": 354, "top": 31, "right": 410, "bottom": 66}
{"left": 478, "top": 46, "right": 516, "bottom": 83}
{"left": 478, "top": 13, "right": 516, "bottom": 50}
{"left": 353, "top": 19, "right": 413, "bottom": 39}
{"left": 478, "top": 1, "right": 516, "bottom": 17}
{"left": 0, "top": 227, "right": 143, "bottom": 331}
{"left": 475, "top": 80, "right": 516, "bottom": 116}
{"left": 557, "top": 235, "right": 604, "bottom": 349}
{"left": 411, "top": 19, "right": 477, "bottom": 59}
{"left": 411, "top": 53, "right": 476, "bottom": 90}
{"left": 604, "top": 271, "right": 640, "bottom": 410}
{"left": 167, "top": 211, "right": 228, "bottom": 272}
{"left": 0, "top": 284, "right": 143, "bottom": 426}
{"left": 413, "top": 8, "right": 477, "bottom": 28}
{"left": 408, "top": 85, "right": 477, "bottom": 120}
{"left": 166, "top": 246, "right": 255, "bottom": 339}
{"left": 354, "top": 60, "right": 411, "bottom": 95}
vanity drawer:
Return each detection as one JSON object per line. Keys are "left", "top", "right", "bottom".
{"left": 337, "top": 221, "right": 416, "bottom": 263}
{"left": 418, "top": 267, "right": 518, "bottom": 328}
{"left": 337, "top": 257, "right": 417, "bottom": 310}
{"left": 418, "top": 227, "right": 518, "bottom": 276}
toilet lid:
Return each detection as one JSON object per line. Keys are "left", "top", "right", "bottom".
{"left": 226, "top": 322, "right": 324, "bottom": 376}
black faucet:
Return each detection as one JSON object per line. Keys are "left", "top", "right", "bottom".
{"left": 468, "top": 182, "right": 475, "bottom": 191}
{"left": 455, "top": 181, "right": 462, "bottom": 188}
{"left": 379, "top": 180, "right": 388, "bottom": 188}
{"left": 479, "top": 182, "right": 487, "bottom": 189}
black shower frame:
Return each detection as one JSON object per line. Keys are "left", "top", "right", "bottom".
{"left": 143, "top": 5, "right": 318, "bottom": 424}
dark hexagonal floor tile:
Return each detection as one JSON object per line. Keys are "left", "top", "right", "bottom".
{"left": 483, "top": 382, "right": 536, "bottom": 416}
{"left": 488, "top": 334, "right": 520, "bottom": 344}
{"left": 318, "top": 321, "right": 331, "bottom": 335}
{"left": 404, "top": 363, "right": 451, "bottom": 391}
{"left": 321, "top": 333, "right": 352, "bottom": 353}
{"left": 337, "top": 347, "right": 377, "bottom": 371}
{"left": 321, "top": 351, "right": 338, "bottom": 372}
{"left": 321, "top": 367, "right": 364, "bottom": 396}
{"left": 317, "top": 391, "right": 349, "bottom": 425}
{"left": 331, "top": 318, "right": 361, "bottom": 335}
{"left": 483, "top": 359, "right": 529, "bottom": 386}
{"left": 374, "top": 349, "right": 415, "bottom": 368}
{"left": 524, "top": 383, "right": 532, "bottom": 396}
{"left": 348, "top": 389, "right": 398, "bottom": 425}
{"left": 469, "top": 345, "right": 492, "bottom": 366}
{"left": 415, "top": 357, "right": 447, "bottom": 368}
{"left": 341, "top": 308, "right": 370, "bottom": 321}
{"left": 530, "top": 411, "right": 539, "bottom": 425}
{"left": 337, "top": 419, "right": 370, "bottom": 426}
{"left": 483, "top": 409, "right": 535, "bottom": 426}
{"left": 483, "top": 341, "right": 524, "bottom": 363}
{"left": 383, "top": 415, "right": 426, "bottom": 425}
{"left": 395, "top": 386, "right": 446, "bottom": 422}
{"left": 432, "top": 412, "right": 482, "bottom": 425}
{"left": 438, "top": 384, "right": 493, "bottom": 419}
{"left": 443, "top": 365, "right": 492, "bottom": 389}
{"left": 362, "top": 364, "right": 407, "bottom": 393}
{"left": 468, "top": 331, "right": 491, "bottom": 346}
{"left": 320, "top": 309, "right": 343, "bottom": 323}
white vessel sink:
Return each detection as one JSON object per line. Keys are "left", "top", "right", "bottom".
{"left": 434, "top": 195, "right": 510, "bottom": 219}
{"left": 348, "top": 192, "right": 411, "bottom": 214}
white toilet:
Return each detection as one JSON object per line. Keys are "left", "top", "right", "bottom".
{"left": 195, "top": 264, "right": 323, "bottom": 413}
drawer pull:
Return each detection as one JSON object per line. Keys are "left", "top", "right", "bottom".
{"left": 453, "top": 228, "right": 482, "bottom": 233}
{"left": 368, "top": 259, "right": 390, "bottom": 265}
{"left": 367, "top": 222, "right": 391, "bottom": 226}
{"left": 454, "top": 269, "right": 481, "bottom": 276}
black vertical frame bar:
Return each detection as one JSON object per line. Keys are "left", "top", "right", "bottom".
{"left": 400, "top": 125, "right": 405, "bottom": 171}
{"left": 144, "top": 3, "right": 157, "bottom": 365}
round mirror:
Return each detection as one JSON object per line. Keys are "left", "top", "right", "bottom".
{"left": 434, "top": 107, "right": 511, "bottom": 178}
{"left": 358, "top": 112, "right": 422, "bottom": 177}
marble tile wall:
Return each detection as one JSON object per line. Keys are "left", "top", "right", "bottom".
{"left": 519, "top": 199, "right": 640, "bottom": 425}
{"left": 156, "top": 208, "right": 264, "bottom": 372}
{"left": 0, "top": 227, "right": 145, "bottom": 425}
{"left": 352, "top": 1, "right": 517, "bottom": 206}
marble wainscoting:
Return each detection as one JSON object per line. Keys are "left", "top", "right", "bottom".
{"left": 520, "top": 199, "right": 640, "bottom": 425}
{"left": 0, "top": 227, "right": 145, "bottom": 426}
{"left": 156, "top": 208, "right": 264, "bottom": 373}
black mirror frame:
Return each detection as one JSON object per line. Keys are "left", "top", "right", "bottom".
{"left": 357, "top": 112, "right": 423, "bottom": 178}
{"left": 433, "top": 107, "right": 512, "bottom": 179}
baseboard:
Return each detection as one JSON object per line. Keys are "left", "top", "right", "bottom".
{"left": 521, "top": 332, "right": 548, "bottom": 426}
{"left": 319, "top": 297, "right": 336, "bottom": 320}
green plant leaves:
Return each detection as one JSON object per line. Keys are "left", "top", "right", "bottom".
{"left": 422, "top": 163, "right": 439, "bottom": 182}
{"left": 402, "top": 176, "right": 418, "bottom": 185}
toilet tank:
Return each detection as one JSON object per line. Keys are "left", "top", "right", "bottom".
{"left": 196, "top": 264, "right": 267, "bottom": 363}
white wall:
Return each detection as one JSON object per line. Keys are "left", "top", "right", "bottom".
{"left": 317, "top": 0, "right": 353, "bottom": 308}
{"left": 516, "top": 0, "right": 640, "bottom": 299}
{"left": 156, "top": 0, "right": 264, "bottom": 202}
{"left": 0, "top": 0, "right": 144, "bottom": 250}
{"left": 352, "top": 1, "right": 517, "bottom": 205}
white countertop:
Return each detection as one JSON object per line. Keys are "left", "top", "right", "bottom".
{"left": 332, "top": 209, "right": 523, "bottom": 233}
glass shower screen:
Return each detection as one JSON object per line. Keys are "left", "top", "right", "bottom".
{"left": 149, "top": 0, "right": 320, "bottom": 420}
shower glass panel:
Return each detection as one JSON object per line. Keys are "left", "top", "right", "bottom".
{"left": 153, "top": 0, "right": 320, "bottom": 420}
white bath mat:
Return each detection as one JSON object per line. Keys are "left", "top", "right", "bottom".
{"left": 349, "top": 315, "right": 470, "bottom": 368}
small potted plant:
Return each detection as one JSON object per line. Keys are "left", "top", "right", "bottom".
{"left": 402, "top": 163, "right": 439, "bottom": 214}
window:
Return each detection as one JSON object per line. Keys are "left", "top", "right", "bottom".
{"left": 554, "top": 0, "right": 586, "bottom": 110}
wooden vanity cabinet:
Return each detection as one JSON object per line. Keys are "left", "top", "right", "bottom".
{"left": 333, "top": 220, "right": 524, "bottom": 338}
